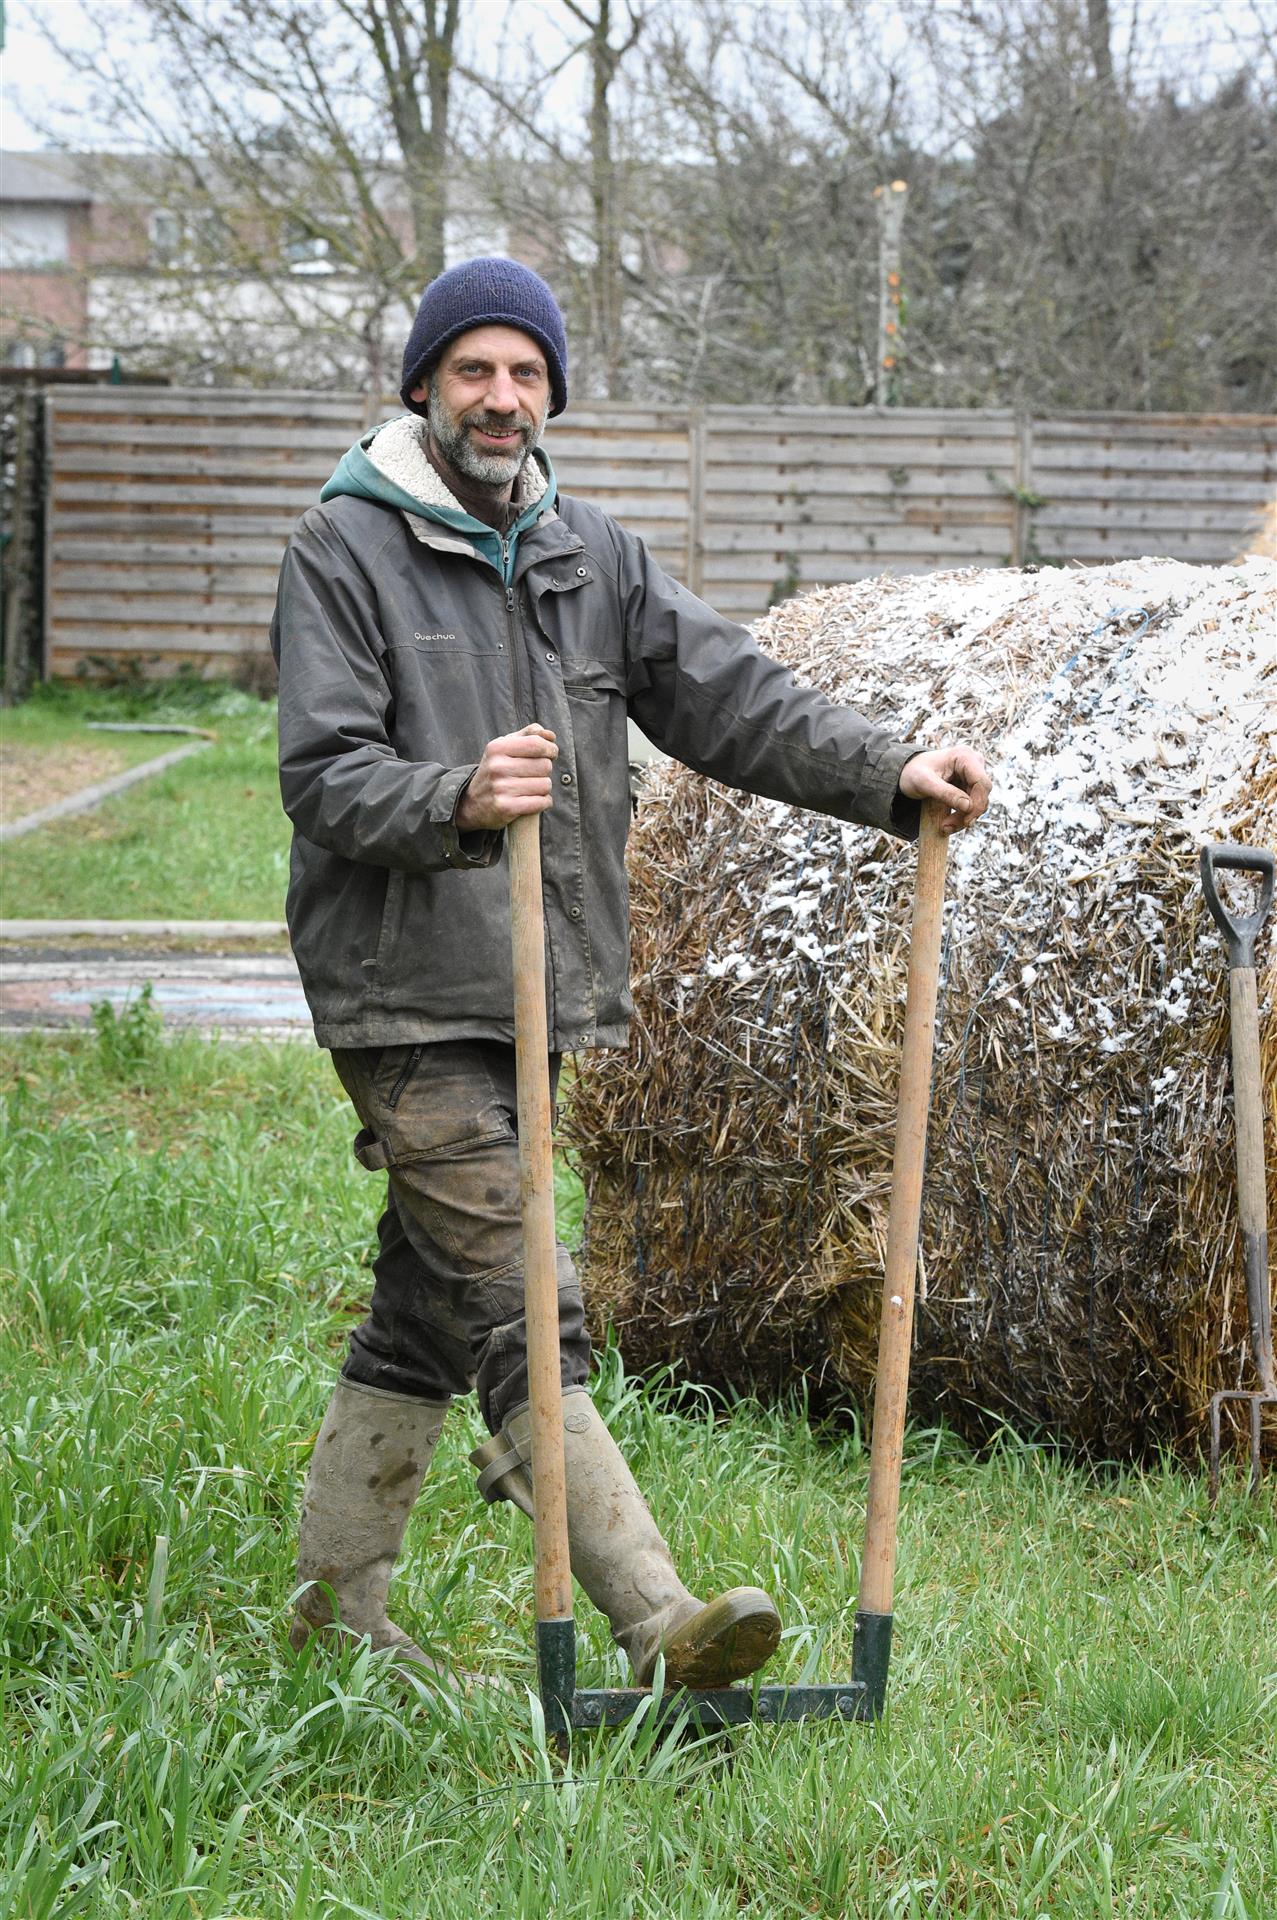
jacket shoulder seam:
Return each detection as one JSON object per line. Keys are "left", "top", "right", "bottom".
{"left": 302, "top": 497, "right": 408, "bottom": 575}
{"left": 555, "top": 493, "right": 626, "bottom": 584}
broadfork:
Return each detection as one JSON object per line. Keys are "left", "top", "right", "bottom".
{"left": 507, "top": 801, "right": 950, "bottom": 1745}
{"left": 1199, "top": 841, "right": 1275, "bottom": 1502}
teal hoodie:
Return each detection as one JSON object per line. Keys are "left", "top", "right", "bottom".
{"left": 319, "top": 427, "right": 558, "bottom": 585}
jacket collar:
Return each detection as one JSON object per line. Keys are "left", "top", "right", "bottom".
{"left": 405, "top": 510, "right": 585, "bottom": 578}
{"left": 363, "top": 413, "right": 552, "bottom": 544}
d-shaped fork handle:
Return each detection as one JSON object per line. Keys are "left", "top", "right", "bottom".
{"left": 1200, "top": 843, "right": 1274, "bottom": 970}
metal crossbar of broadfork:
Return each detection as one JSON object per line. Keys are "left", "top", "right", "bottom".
{"left": 507, "top": 804, "right": 949, "bottom": 1745}
{"left": 1200, "top": 842, "right": 1276, "bottom": 1504}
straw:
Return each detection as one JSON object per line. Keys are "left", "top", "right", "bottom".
{"left": 564, "top": 557, "right": 1276, "bottom": 1460}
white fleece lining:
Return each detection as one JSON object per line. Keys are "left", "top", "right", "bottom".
{"left": 366, "top": 413, "right": 550, "bottom": 545}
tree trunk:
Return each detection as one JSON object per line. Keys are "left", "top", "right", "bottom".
{"left": 589, "top": 4, "right": 623, "bottom": 394}
{"left": 571, "top": 0, "right": 642, "bottom": 396}
{"left": 1086, "top": 0, "right": 1116, "bottom": 94}
{"left": 384, "top": 0, "right": 460, "bottom": 287}
{"left": 1086, "top": 0, "right": 1120, "bottom": 204}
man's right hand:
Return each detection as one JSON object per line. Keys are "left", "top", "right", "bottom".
{"left": 454, "top": 723, "right": 558, "bottom": 832}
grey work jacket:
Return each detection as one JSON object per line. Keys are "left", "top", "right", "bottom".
{"left": 271, "top": 491, "right": 920, "bottom": 1052}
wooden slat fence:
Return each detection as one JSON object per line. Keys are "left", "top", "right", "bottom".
{"left": 45, "top": 389, "right": 365, "bottom": 676}
{"left": 44, "top": 390, "right": 1275, "bottom": 676}
{"left": 697, "top": 405, "right": 1020, "bottom": 619}
{"left": 1026, "top": 413, "right": 1277, "bottom": 567}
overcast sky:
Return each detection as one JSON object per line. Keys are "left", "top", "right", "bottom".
{"left": 2, "top": 0, "right": 1268, "bottom": 154}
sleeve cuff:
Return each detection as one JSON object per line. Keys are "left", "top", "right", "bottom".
{"left": 440, "top": 823, "right": 503, "bottom": 869}
{"left": 441, "top": 765, "right": 503, "bottom": 869}
{"left": 861, "top": 739, "right": 925, "bottom": 841}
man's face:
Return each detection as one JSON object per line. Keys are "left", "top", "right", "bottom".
{"left": 411, "top": 324, "right": 551, "bottom": 488}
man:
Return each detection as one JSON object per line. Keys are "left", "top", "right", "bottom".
{"left": 272, "top": 256, "right": 990, "bottom": 1694}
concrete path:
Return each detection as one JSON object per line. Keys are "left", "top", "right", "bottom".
{"left": 1, "top": 946, "right": 310, "bottom": 1038}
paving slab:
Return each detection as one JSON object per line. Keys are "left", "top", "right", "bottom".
{"left": 1, "top": 949, "right": 311, "bottom": 1037}
{"left": 1, "top": 919, "right": 288, "bottom": 940}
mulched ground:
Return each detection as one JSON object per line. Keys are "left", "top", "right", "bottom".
{"left": 0, "top": 742, "right": 128, "bottom": 826}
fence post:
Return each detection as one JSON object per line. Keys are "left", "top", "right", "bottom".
{"left": 41, "top": 389, "right": 54, "bottom": 681}
{"left": 3, "top": 391, "right": 30, "bottom": 705}
{"left": 1011, "top": 410, "right": 1035, "bottom": 567}
{"left": 2, "top": 388, "right": 44, "bottom": 701}
{"left": 875, "top": 181, "right": 909, "bottom": 407}
{"left": 687, "top": 404, "right": 707, "bottom": 598}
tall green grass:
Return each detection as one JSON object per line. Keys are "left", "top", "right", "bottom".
{"left": 2, "top": 1027, "right": 1273, "bottom": 1918}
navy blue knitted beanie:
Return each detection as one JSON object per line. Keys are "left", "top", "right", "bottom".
{"left": 400, "top": 257, "right": 568, "bottom": 418}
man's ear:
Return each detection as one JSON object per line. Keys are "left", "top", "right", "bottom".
{"left": 409, "top": 379, "right": 430, "bottom": 405}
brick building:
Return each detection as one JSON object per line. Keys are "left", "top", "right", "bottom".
{"left": 0, "top": 148, "right": 511, "bottom": 383}
{"left": 0, "top": 151, "right": 95, "bottom": 367}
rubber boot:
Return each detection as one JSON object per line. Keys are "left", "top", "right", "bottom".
{"left": 472, "top": 1388, "right": 782, "bottom": 1688}
{"left": 289, "top": 1377, "right": 461, "bottom": 1682}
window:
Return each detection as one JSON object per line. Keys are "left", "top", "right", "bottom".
{"left": 149, "top": 208, "right": 184, "bottom": 265}
{"left": 284, "top": 219, "right": 337, "bottom": 270}
{"left": 0, "top": 205, "right": 71, "bottom": 270}
{"left": 149, "top": 207, "right": 232, "bottom": 268}
{"left": 443, "top": 216, "right": 508, "bottom": 269}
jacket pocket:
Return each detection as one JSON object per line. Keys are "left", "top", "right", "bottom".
{"left": 389, "top": 634, "right": 505, "bottom": 656}
{"left": 372, "top": 869, "right": 406, "bottom": 979}
{"left": 561, "top": 658, "right": 627, "bottom": 703}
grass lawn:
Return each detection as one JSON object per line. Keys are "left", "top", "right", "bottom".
{"left": 1, "top": 683, "right": 288, "bottom": 922}
{"left": 2, "top": 1026, "right": 1272, "bottom": 1917}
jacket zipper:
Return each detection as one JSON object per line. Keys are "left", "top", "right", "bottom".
{"left": 502, "top": 540, "right": 530, "bottom": 725}
{"left": 385, "top": 1042, "right": 424, "bottom": 1111}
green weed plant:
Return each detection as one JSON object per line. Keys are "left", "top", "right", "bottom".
{"left": 1, "top": 1034, "right": 1273, "bottom": 1918}
{"left": 90, "top": 984, "right": 164, "bottom": 1081}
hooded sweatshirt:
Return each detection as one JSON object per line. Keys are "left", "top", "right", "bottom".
{"left": 320, "top": 414, "right": 557, "bottom": 583}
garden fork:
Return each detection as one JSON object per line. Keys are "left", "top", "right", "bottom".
{"left": 1199, "top": 841, "right": 1275, "bottom": 1501}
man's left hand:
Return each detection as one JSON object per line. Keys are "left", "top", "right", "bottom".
{"left": 897, "top": 745, "right": 992, "bottom": 835}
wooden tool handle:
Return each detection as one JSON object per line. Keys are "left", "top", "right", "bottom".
{"left": 857, "top": 803, "right": 950, "bottom": 1618}
{"left": 1229, "top": 965, "right": 1275, "bottom": 1394}
{"left": 508, "top": 814, "right": 574, "bottom": 1628}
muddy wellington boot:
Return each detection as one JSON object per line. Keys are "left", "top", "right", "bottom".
{"left": 472, "top": 1388, "right": 782, "bottom": 1688}
{"left": 289, "top": 1377, "right": 464, "bottom": 1683}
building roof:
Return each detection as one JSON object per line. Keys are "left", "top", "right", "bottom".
{"left": 1, "top": 151, "right": 95, "bottom": 203}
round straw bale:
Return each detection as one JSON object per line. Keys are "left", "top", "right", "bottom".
{"left": 563, "top": 558, "right": 1276, "bottom": 1460}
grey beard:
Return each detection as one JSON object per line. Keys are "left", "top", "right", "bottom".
{"left": 426, "top": 383, "right": 545, "bottom": 488}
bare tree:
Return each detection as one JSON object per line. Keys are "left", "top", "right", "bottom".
{"left": 14, "top": 0, "right": 1274, "bottom": 412}
{"left": 901, "top": 0, "right": 1277, "bottom": 410}
{"left": 619, "top": 0, "right": 1276, "bottom": 414}
{"left": 606, "top": 0, "right": 916, "bottom": 403}
{"left": 564, "top": 0, "right": 645, "bottom": 393}
{"left": 459, "top": 0, "right": 648, "bottom": 398}
{"left": 34, "top": 0, "right": 465, "bottom": 392}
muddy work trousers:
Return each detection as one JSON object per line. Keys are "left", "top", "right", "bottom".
{"left": 329, "top": 1039, "right": 591, "bottom": 1435}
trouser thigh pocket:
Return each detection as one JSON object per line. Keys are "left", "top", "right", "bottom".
{"left": 335, "top": 1039, "right": 514, "bottom": 1178}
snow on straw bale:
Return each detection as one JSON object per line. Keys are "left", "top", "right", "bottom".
{"left": 563, "top": 557, "right": 1277, "bottom": 1459}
